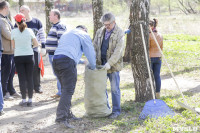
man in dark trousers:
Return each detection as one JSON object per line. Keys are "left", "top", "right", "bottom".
{"left": 0, "top": 1, "right": 21, "bottom": 99}
{"left": 53, "top": 25, "right": 96, "bottom": 128}
{"left": 19, "top": 5, "right": 46, "bottom": 93}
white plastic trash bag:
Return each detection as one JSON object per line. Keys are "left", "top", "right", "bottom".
{"left": 84, "top": 66, "right": 112, "bottom": 117}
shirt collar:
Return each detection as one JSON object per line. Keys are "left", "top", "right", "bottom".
{"left": 0, "top": 14, "right": 6, "bottom": 18}
{"left": 105, "top": 23, "right": 116, "bottom": 33}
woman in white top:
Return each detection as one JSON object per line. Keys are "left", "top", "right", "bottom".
{"left": 11, "top": 13, "right": 38, "bottom": 107}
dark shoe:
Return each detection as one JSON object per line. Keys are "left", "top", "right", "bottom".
{"left": 0, "top": 110, "right": 5, "bottom": 116}
{"left": 12, "top": 92, "right": 21, "bottom": 98}
{"left": 56, "top": 120, "right": 75, "bottom": 129}
{"left": 35, "top": 89, "right": 43, "bottom": 94}
{"left": 27, "top": 102, "right": 32, "bottom": 107}
{"left": 68, "top": 111, "right": 82, "bottom": 121}
{"left": 19, "top": 101, "right": 27, "bottom": 107}
{"left": 108, "top": 113, "right": 120, "bottom": 119}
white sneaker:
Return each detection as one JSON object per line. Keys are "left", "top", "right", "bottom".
{"left": 12, "top": 92, "right": 21, "bottom": 98}
{"left": 3, "top": 92, "right": 14, "bottom": 100}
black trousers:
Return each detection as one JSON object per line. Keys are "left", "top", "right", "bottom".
{"left": 33, "top": 51, "right": 41, "bottom": 91}
{"left": 53, "top": 56, "right": 77, "bottom": 122}
{"left": 1, "top": 54, "right": 16, "bottom": 96}
{"left": 14, "top": 55, "right": 34, "bottom": 99}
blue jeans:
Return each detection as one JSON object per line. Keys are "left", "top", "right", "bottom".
{"left": 0, "top": 51, "right": 3, "bottom": 111}
{"left": 151, "top": 57, "right": 162, "bottom": 92}
{"left": 106, "top": 71, "right": 121, "bottom": 115}
{"left": 48, "top": 54, "right": 61, "bottom": 96}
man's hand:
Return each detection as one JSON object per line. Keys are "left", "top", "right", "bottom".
{"left": 40, "top": 48, "right": 46, "bottom": 56}
{"left": 102, "top": 63, "right": 111, "bottom": 70}
{"left": 84, "top": 60, "right": 89, "bottom": 65}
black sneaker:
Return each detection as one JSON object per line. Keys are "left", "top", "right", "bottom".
{"left": 56, "top": 120, "right": 75, "bottom": 129}
{"left": 35, "top": 89, "right": 43, "bottom": 94}
{"left": 68, "top": 111, "right": 82, "bottom": 121}
{"left": 19, "top": 101, "right": 27, "bottom": 107}
{"left": 27, "top": 102, "right": 32, "bottom": 107}
{"left": 108, "top": 113, "right": 120, "bottom": 119}
{"left": 0, "top": 110, "right": 5, "bottom": 116}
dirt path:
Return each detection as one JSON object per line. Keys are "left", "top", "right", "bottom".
{"left": 0, "top": 57, "right": 200, "bottom": 132}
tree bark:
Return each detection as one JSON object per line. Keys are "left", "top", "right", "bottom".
{"left": 130, "top": 0, "right": 154, "bottom": 102}
{"left": 19, "top": 0, "right": 24, "bottom": 9}
{"left": 75, "top": 0, "right": 80, "bottom": 13}
{"left": 168, "top": 0, "right": 171, "bottom": 15}
{"left": 45, "top": 0, "right": 53, "bottom": 33}
{"left": 123, "top": 6, "right": 133, "bottom": 63}
{"left": 92, "top": 0, "right": 103, "bottom": 39}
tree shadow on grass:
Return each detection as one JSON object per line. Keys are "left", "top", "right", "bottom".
{"left": 161, "top": 66, "right": 200, "bottom": 80}
{"left": 34, "top": 100, "right": 144, "bottom": 133}
{"left": 183, "top": 85, "right": 200, "bottom": 94}
{"left": 120, "top": 83, "right": 134, "bottom": 90}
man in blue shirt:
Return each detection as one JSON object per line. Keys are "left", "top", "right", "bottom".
{"left": 0, "top": 27, "right": 4, "bottom": 116}
{"left": 53, "top": 25, "right": 96, "bottom": 128}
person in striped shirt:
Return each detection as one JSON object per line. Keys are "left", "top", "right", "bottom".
{"left": 46, "top": 9, "right": 67, "bottom": 98}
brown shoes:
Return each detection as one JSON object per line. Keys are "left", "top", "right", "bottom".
{"left": 156, "top": 92, "right": 160, "bottom": 99}
{"left": 51, "top": 94, "right": 60, "bottom": 98}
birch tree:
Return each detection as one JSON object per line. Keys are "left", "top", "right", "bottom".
{"left": 19, "top": 0, "right": 24, "bottom": 9}
{"left": 45, "top": 0, "right": 53, "bottom": 33}
{"left": 92, "top": 0, "right": 103, "bottom": 39}
{"left": 130, "top": 0, "right": 155, "bottom": 102}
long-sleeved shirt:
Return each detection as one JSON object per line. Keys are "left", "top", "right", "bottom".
{"left": 149, "top": 31, "right": 163, "bottom": 57}
{"left": 26, "top": 18, "right": 46, "bottom": 45}
{"left": 54, "top": 29, "right": 96, "bottom": 69}
{"left": 45, "top": 21, "right": 66, "bottom": 55}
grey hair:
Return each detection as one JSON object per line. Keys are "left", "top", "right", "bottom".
{"left": 51, "top": 9, "right": 61, "bottom": 20}
{"left": 0, "top": 1, "right": 9, "bottom": 10}
{"left": 100, "top": 12, "right": 115, "bottom": 23}
{"left": 20, "top": 5, "right": 30, "bottom": 11}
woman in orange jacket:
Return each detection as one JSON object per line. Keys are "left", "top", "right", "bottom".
{"left": 149, "top": 18, "right": 163, "bottom": 99}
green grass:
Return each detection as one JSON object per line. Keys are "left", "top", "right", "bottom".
{"left": 161, "top": 34, "right": 200, "bottom": 77}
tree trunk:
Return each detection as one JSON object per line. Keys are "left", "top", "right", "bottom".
{"left": 158, "top": 5, "right": 161, "bottom": 14}
{"left": 75, "top": 0, "right": 80, "bottom": 13}
{"left": 168, "top": 0, "right": 171, "bottom": 15}
{"left": 45, "top": 0, "right": 53, "bottom": 33}
{"left": 123, "top": 6, "right": 133, "bottom": 63}
{"left": 92, "top": 0, "right": 103, "bottom": 39}
{"left": 19, "top": 0, "right": 24, "bottom": 9}
{"left": 130, "top": 0, "right": 154, "bottom": 102}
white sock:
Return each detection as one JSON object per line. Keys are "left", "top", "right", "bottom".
{"left": 22, "top": 99, "right": 26, "bottom": 103}
{"left": 28, "top": 99, "right": 32, "bottom": 102}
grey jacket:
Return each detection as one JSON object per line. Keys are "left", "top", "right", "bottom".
{"left": 93, "top": 24, "right": 125, "bottom": 73}
{"left": 0, "top": 15, "right": 13, "bottom": 54}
